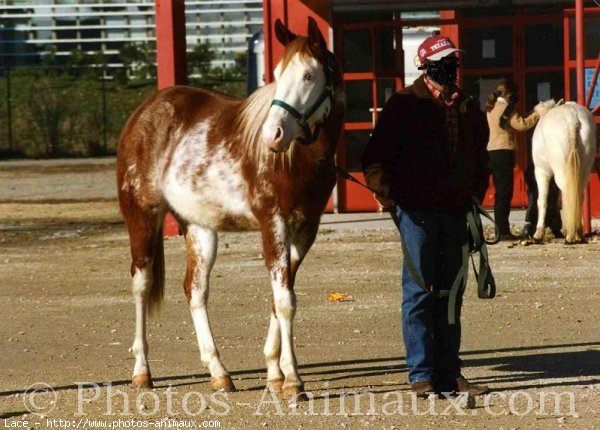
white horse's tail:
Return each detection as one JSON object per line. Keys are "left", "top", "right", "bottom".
{"left": 564, "top": 111, "right": 582, "bottom": 240}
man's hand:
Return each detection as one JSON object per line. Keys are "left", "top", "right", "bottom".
{"left": 374, "top": 193, "right": 395, "bottom": 211}
{"left": 374, "top": 183, "right": 394, "bottom": 210}
{"left": 364, "top": 164, "right": 394, "bottom": 210}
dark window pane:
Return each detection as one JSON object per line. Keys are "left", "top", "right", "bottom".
{"left": 525, "top": 72, "right": 564, "bottom": 111}
{"left": 105, "top": 41, "right": 126, "bottom": 51}
{"left": 523, "top": 5, "right": 563, "bottom": 15}
{"left": 374, "top": 28, "right": 395, "bottom": 73}
{"left": 460, "top": 26, "right": 512, "bottom": 68}
{"left": 377, "top": 78, "right": 396, "bottom": 108}
{"left": 343, "top": 29, "right": 372, "bottom": 73}
{"left": 569, "top": 16, "right": 600, "bottom": 60}
{"left": 345, "top": 80, "right": 373, "bottom": 123}
{"left": 344, "top": 130, "right": 372, "bottom": 172}
{"left": 525, "top": 23, "right": 563, "bottom": 67}
{"left": 338, "top": 11, "right": 395, "bottom": 24}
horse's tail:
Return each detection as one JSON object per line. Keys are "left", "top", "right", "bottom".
{"left": 148, "top": 232, "right": 165, "bottom": 316}
{"left": 564, "top": 110, "right": 582, "bottom": 239}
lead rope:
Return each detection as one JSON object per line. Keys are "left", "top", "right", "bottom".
{"left": 311, "top": 153, "right": 498, "bottom": 325}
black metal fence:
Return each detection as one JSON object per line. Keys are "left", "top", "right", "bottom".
{"left": 0, "top": 67, "right": 156, "bottom": 159}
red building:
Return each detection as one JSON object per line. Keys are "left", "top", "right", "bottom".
{"left": 156, "top": 0, "right": 599, "bottom": 232}
{"left": 262, "top": 0, "right": 600, "bottom": 217}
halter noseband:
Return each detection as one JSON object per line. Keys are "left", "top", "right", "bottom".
{"left": 270, "top": 56, "right": 335, "bottom": 145}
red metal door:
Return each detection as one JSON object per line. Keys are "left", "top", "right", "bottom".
{"left": 336, "top": 18, "right": 404, "bottom": 212}
{"left": 563, "top": 6, "right": 600, "bottom": 218}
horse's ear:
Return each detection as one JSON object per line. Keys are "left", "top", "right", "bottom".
{"left": 307, "top": 16, "right": 327, "bottom": 50}
{"left": 556, "top": 98, "right": 565, "bottom": 106}
{"left": 275, "top": 19, "right": 296, "bottom": 47}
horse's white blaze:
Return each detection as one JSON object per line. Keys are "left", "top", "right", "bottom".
{"left": 263, "top": 52, "right": 331, "bottom": 151}
{"left": 162, "top": 123, "right": 256, "bottom": 228}
{"left": 131, "top": 266, "right": 151, "bottom": 377}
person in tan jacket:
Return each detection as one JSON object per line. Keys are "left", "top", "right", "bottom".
{"left": 486, "top": 80, "right": 539, "bottom": 240}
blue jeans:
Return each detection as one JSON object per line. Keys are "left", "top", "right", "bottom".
{"left": 394, "top": 205, "right": 468, "bottom": 385}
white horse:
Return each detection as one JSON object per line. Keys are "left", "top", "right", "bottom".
{"left": 532, "top": 99, "right": 597, "bottom": 243}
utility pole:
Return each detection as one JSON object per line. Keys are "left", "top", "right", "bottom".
{"left": 100, "top": 69, "right": 107, "bottom": 153}
{"left": 6, "top": 65, "right": 12, "bottom": 154}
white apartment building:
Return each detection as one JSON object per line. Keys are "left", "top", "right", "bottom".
{"left": 0, "top": 0, "right": 263, "bottom": 69}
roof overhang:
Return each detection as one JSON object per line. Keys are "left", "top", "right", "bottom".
{"left": 331, "top": 0, "right": 584, "bottom": 12}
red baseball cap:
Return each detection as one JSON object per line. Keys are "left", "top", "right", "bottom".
{"left": 417, "top": 34, "right": 465, "bottom": 64}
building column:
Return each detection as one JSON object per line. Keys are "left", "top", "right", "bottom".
{"left": 155, "top": 0, "right": 187, "bottom": 89}
{"left": 155, "top": 0, "right": 188, "bottom": 236}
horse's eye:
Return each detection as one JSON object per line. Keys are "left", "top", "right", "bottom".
{"left": 304, "top": 73, "right": 313, "bottom": 81}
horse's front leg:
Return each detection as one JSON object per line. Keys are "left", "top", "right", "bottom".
{"left": 261, "top": 217, "right": 309, "bottom": 400}
{"left": 184, "top": 225, "right": 235, "bottom": 392}
{"left": 264, "top": 299, "right": 284, "bottom": 393}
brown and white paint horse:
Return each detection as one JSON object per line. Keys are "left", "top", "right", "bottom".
{"left": 116, "top": 18, "right": 344, "bottom": 400}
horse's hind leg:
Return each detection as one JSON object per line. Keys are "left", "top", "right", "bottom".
{"left": 533, "top": 167, "right": 552, "bottom": 242}
{"left": 184, "top": 225, "right": 235, "bottom": 392}
{"left": 120, "top": 202, "right": 166, "bottom": 389}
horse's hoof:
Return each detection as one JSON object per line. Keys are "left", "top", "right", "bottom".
{"left": 282, "top": 383, "right": 307, "bottom": 401}
{"left": 266, "top": 378, "right": 284, "bottom": 394}
{"left": 211, "top": 375, "right": 237, "bottom": 392}
{"left": 132, "top": 374, "right": 153, "bottom": 389}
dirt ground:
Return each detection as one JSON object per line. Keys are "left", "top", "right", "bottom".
{"left": 1, "top": 159, "right": 600, "bottom": 429}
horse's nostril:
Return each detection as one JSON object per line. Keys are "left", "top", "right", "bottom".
{"left": 274, "top": 127, "right": 283, "bottom": 142}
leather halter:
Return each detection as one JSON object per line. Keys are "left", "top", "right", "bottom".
{"left": 270, "top": 55, "right": 335, "bottom": 145}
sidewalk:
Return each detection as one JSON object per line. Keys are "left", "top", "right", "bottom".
{"left": 319, "top": 209, "right": 600, "bottom": 231}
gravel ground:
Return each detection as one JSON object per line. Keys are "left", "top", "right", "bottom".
{"left": 1, "top": 159, "right": 600, "bottom": 429}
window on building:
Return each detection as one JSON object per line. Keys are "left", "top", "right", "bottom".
{"left": 343, "top": 29, "right": 372, "bottom": 73}
{"left": 569, "top": 15, "right": 600, "bottom": 60}
{"left": 345, "top": 80, "right": 373, "bottom": 123}
{"left": 460, "top": 26, "right": 513, "bottom": 69}
{"left": 525, "top": 23, "right": 563, "bottom": 67}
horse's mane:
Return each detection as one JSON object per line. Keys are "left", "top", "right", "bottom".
{"left": 233, "top": 83, "right": 296, "bottom": 170}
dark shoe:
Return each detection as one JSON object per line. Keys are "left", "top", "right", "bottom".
{"left": 411, "top": 381, "right": 435, "bottom": 398}
{"left": 522, "top": 223, "right": 535, "bottom": 238}
{"left": 498, "top": 233, "right": 519, "bottom": 241}
{"left": 455, "top": 377, "right": 491, "bottom": 396}
{"left": 551, "top": 229, "right": 564, "bottom": 239}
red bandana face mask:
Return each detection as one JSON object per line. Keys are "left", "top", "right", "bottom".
{"left": 425, "top": 77, "right": 459, "bottom": 106}
{"left": 419, "top": 56, "right": 460, "bottom": 86}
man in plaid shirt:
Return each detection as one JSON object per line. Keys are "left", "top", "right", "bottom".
{"left": 362, "top": 33, "right": 491, "bottom": 398}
